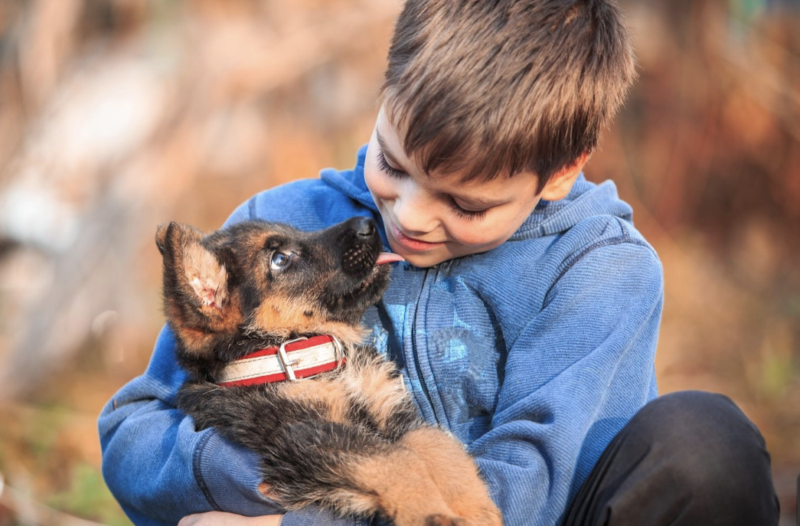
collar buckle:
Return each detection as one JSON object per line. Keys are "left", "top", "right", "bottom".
{"left": 277, "top": 336, "right": 344, "bottom": 382}
{"left": 276, "top": 337, "right": 304, "bottom": 381}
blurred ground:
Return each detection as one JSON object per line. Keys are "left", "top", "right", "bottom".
{"left": 0, "top": 0, "right": 798, "bottom": 525}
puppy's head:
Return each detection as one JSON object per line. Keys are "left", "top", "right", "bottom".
{"left": 157, "top": 217, "right": 398, "bottom": 367}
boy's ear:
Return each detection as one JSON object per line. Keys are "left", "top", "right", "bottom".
{"left": 538, "top": 151, "right": 591, "bottom": 201}
{"left": 156, "top": 222, "right": 229, "bottom": 314}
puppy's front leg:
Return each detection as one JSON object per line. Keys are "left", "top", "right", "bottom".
{"left": 348, "top": 448, "right": 464, "bottom": 526}
{"left": 401, "top": 427, "right": 503, "bottom": 526}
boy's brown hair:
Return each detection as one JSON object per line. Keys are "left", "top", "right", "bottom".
{"left": 382, "top": 0, "right": 636, "bottom": 190}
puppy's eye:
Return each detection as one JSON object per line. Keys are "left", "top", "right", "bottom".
{"left": 270, "top": 251, "right": 293, "bottom": 271}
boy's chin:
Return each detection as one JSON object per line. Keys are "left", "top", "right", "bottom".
{"left": 388, "top": 244, "right": 450, "bottom": 268}
{"left": 402, "top": 254, "right": 441, "bottom": 268}
{"left": 394, "top": 243, "right": 502, "bottom": 267}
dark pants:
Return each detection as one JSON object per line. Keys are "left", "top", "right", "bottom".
{"left": 563, "top": 391, "right": 780, "bottom": 526}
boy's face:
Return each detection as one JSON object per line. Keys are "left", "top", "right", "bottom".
{"left": 364, "top": 106, "right": 585, "bottom": 267}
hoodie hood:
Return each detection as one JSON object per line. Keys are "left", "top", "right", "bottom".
{"left": 319, "top": 146, "right": 377, "bottom": 212}
{"left": 320, "top": 145, "right": 634, "bottom": 240}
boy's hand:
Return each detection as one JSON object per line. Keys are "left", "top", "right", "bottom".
{"left": 178, "top": 511, "right": 283, "bottom": 526}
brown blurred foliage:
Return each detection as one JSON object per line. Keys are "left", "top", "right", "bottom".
{"left": 0, "top": 0, "right": 797, "bottom": 524}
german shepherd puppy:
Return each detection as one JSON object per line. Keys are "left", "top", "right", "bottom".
{"left": 156, "top": 217, "right": 502, "bottom": 526}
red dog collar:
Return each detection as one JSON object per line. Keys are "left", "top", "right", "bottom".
{"left": 217, "top": 335, "right": 344, "bottom": 387}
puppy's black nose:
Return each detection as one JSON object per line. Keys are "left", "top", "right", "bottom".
{"left": 355, "top": 218, "right": 376, "bottom": 239}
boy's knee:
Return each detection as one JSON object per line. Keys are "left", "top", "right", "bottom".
{"left": 634, "top": 391, "right": 760, "bottom": 444}
{"left": 627, "top": 391, "right": 779, "bottom": 523}
{"left": 633, "top": 391, "right": 767, "bottom": 477}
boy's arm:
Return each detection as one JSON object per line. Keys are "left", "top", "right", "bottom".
{"left": 468, "top": 242, "right": 663, "bottom": 526}
{"left": 98, "top": 327, "right": 276, "bottom": 524}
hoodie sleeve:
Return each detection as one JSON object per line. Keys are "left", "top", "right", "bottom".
{"left": 467, "top": 241, "right": 663, "bottom": 526}
{"left": 98, "top": 326, "right": 279, "bottom": 524}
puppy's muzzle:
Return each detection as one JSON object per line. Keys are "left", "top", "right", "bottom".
{"left": 338, "top": 217, "right": 382, "bottom": 277}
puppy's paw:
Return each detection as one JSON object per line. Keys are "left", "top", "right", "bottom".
{"left": 424, "top": 515, "right": 466, "bottom": 526}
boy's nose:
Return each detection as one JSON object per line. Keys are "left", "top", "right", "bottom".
{"left": 393, "top": 194, "right": 437, "bottom": 236}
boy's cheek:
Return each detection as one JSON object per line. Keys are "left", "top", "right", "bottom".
{"left": 363, "top": 163, "right": 388, "bottom": 201}
{"left": 450, "top": 226, "right": 508, "bottom": 251}
{"left": 453, "top": 202, "right": 539, "bottom": 249}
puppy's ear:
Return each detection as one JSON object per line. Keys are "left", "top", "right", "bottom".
{"left": 155, "top": 223, "right": 170, "bottom": 255}
{"left": 157, "top": 221, "right": 230, "bottom": 321}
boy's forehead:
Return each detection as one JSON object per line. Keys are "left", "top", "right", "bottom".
{"left": 375, "top": 105, "right": 412, "bottom": 160}
{"left": 376, "top": 106, "right": 538, "bottom": 185}
{"left": 375, "top": 106, "right": 475, "bottom": 179}
{"left": 374, "top": 107, "right": 540, "bottom": 204}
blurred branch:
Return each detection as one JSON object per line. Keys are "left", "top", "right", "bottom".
{"left": 206, "top": 0, "right": 399, "bottom": 94}
{"left": 705, "top": 8, "right": 800, "bottom": 140}
{"left": 717, "top": 37, "right": 800, "bottom": 141}
{"left": 1, "top": 398, "right": 108, "bottom": 428}
{"left": 17, "top": 0, "right": 83, "bottom": 109}
{"left": 728, "top": 10, "right": 800, "bottom": 64}
{"left": 0, "top": 472, "right": 110, "bottom": 526}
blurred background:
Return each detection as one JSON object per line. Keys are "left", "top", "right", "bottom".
{"left": 0, "top": 0, "right": 797, "bottom": 524}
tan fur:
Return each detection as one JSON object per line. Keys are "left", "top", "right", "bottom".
{"left": 242, "top": 232, "right": 272, "bottom": 258}
{"left": 324, "top": 488, "right": 383, "bottom": 518}
{"left": 349, "top": 450, "right": 457, "bottom": 526}
{"left": 280, "top": 379, "right": 353, "bottom": 425}
{"left": 172, "top": 325, "right": 215, "bottom": 357}
{"left": 278, "top": 345, "right": 407, "bottom": 427}
{"left": 184, "top": 243, "right": 228, "bottom": 309}
{"left": 250, "top": 296, "right": 367, "bottom": 348}
{"left": 402, "top": 428, "right": 502, "bottom": 526}
{"left": 340, "top": 351, "right": 410, "bottom": 432}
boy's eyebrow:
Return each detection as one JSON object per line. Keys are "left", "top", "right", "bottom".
{"left": 375, "top": 129, "right": 506, "bottom": 209}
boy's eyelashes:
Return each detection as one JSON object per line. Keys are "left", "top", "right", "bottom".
{"left": 376, "top": 148, "right": 488, "bottom": 221}
{"left": 376, "top": 149, "right": 407, "bottom": 179}
{"left": 449, "top": 202, "right": 487, "bottom": 221}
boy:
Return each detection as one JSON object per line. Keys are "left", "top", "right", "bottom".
{"left": 99, "top": 0, "right": 779, "bottom": 525}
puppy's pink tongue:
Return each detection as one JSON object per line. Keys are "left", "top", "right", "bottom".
{"left": 376, "top": 252, "right": 405, "bottom": 265}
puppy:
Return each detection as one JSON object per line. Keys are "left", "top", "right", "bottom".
{"left": 156, "top": 217, "right": 502, "bottom": 526}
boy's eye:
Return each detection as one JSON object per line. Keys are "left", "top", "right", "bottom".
{"left": 376, "top": 149, "right": 407, "bottom": 179}
{"left": 450, "top": 201, "right": 488, "bottom": 221}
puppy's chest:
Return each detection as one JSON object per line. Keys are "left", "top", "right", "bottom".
{"left": 277, "top": 348, "right": 406, "bottom": 422}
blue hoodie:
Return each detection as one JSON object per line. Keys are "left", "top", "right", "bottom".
{"left": 99, "top": 146, "right": 662, "bottom": 526}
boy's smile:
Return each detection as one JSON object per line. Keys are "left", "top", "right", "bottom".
{"left": 364, "top": 105, "right": 585, "bottom": 267}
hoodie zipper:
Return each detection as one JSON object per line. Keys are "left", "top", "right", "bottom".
{"left": 409, "top": 268, "right": 433, "bottom": 414}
